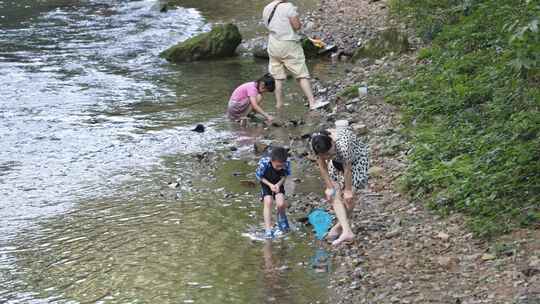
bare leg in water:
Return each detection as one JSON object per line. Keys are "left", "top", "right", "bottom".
{"left": 274, "top": 79, "right": 285, "bottom": 109}
{"left": 263, "top": 195, "right": 274, "bottom": 232}
{"left": 274, "top": 78, "right": 320, "bottom": 110}
{"left": 297, "top": 78, "right": 316, "bottom": 109}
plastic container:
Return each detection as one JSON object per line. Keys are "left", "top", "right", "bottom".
{"left": 358, "top": 86, "right": 368, "bottom": 97}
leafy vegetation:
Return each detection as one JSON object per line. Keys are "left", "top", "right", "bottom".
{"left": 338, "top": 85, "right": 360, "bottom": 99}
{"left": 384, "top": 0, "right": 539, "bottom": 237}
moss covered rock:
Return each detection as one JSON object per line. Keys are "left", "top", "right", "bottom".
{"left": 160, "top": 23, "right": 242, "bottom": 63}
{"left": 353, "top": 28, "right": 410, "bottom": 60}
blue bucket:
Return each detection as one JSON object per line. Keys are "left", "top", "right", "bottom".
{"left": 308, "top": 208, "right": 334, "bottom": 240}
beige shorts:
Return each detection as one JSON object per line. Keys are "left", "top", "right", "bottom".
{"left": 267, "top": 36, "right": 310, "bottom": 80}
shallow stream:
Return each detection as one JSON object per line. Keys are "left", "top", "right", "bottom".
{"left": 0, "top": 1, "right": 347, "bottom": 302}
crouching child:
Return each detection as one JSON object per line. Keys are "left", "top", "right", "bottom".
{"left": 255, "top": 146, "right": 291, "bottom": 239}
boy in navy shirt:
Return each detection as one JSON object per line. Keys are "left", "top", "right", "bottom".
{"left": 256, "top": 146, "right": 291, "bottom": 239}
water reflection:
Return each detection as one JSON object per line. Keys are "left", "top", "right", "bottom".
{"left": 310, "top": 246, "right": 331, "bottom": 274}
{"left": 262, "top": 240, "right": 288, "bottom": 303}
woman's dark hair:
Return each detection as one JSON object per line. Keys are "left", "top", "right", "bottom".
{"left": 270, "top": 146, "right": 288, "bottom": 162}
{"left": 311, "top": 130, "right": 332, "bottom": 155}
{"left": 257, "top": 73, "right": 275, "bottom": 92}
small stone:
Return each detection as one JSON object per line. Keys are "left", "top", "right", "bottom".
{"left": 529, "top": 256, "right": 540, "bottom": 268}
{"left": 385, "top": 228, "right": 400, "bottom": 239}
{"left": 464, "top": 254, "right": 482, "bottom": 261}
{"left": 168, "top": 182, "right": 180, "bottom": 189}
{"left": 350, "top": 280, "right": 361, "bottom": 290}
{"left": 352, "top": 267, "right": 363, "bottom": 279}
{"left": 436, "top": 232, "right": 450, "bottom": 241}
{"left": 437, "top": 256, "right": 459, "bottom": 270}
{"left": 369, "top": 166, "right": 384, "bottom": 177}
{"left": 351, "top": 123, "right": 368, "bottom": 135}
{"left": 347, "top": 97, "right": 360, "bottom": 105}
{"left": 192, "top": 124, "right": 205, "bottom": 133}
{"left": 481, "top": 254, "right": 496, "bottom": 261}
{"left": 521, "top": 267, "right": 540, "bottom": 277}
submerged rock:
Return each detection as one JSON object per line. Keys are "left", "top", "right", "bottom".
{"left": 192, "top": 124, "right": 205, "bottom": 133}
{"left": 239, "top": 180, "right": 257, "bottom": 188}
{"left": 152, "top": 0, "right": 168, "bottom": 13}
{"left": 161, "top": 23, "right": 242, "bottom": 63}
{"left": 254, "top": 141, "right": 272, "bottom": 154}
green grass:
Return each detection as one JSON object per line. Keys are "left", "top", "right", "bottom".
{"left": 383, "top": 0, "right": 540, "bottom": 238}
{"left": 338, "top": 85, "right": 360, "bottom": 99}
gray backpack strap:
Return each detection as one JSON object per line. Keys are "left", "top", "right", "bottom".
{"left": 267, "top": 1, "right": 284, "bottom": 25}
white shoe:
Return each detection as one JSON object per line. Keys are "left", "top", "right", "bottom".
{"left": 310, "top": 101, "right": 330, "bottom": 110}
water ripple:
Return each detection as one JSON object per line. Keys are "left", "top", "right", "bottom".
{"left": 0, "top": 1, "right": 212, "bottom": 239}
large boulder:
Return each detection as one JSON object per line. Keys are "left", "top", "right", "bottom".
{"left": 160, "top": 23, "right": 242, "bottom": 63}
{"left": 352, "top": 28, "right": 410, "bottom": 61}
{"left": 246, "top": 37, "right": 269, "bottom": 59}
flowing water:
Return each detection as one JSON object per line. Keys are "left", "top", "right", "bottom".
{"left": 0, "top": 1, "right": 345, "bottom": 302}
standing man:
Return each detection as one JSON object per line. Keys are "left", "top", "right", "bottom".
{"left": 263, "top": 0, "right": 328, "bottom": 110}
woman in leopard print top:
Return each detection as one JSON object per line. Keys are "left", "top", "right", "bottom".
{"left": 311, "top": 127, "right": 369, "bottom": 245}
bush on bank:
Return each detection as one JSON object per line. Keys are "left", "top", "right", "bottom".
{"left": 385, "top": 0, "right": 539, "bottom": 237}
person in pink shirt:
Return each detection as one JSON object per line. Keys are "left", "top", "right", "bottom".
{"left": 227, "top": 74, "right": 275, "bottom": 125}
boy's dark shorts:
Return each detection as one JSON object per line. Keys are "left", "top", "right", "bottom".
{"left": 260, "top": 183, "right": 285, "bottom": 200}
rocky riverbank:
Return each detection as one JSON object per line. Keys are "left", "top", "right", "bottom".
{"left": 295, "top": 0, "right": 540, "bottom": 303}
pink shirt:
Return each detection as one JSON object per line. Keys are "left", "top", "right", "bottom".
{"left": 230, "top": 81, "right": 259, "bottom": 103}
